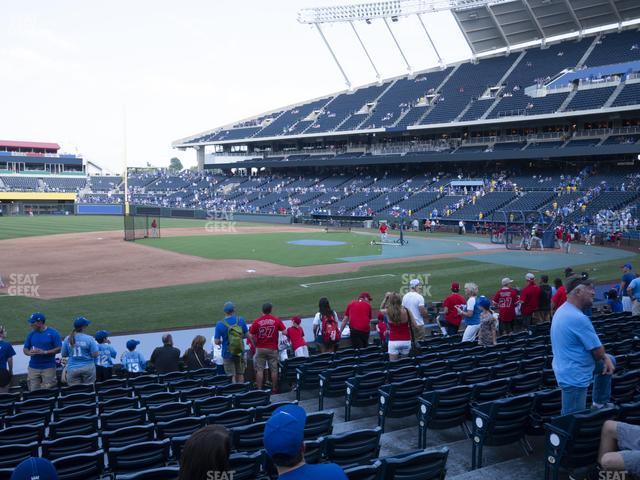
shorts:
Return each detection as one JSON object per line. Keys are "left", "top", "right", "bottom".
{"left": 294, "top": 346, "right": 309, "bottom": 357}
{"left": 619, "top": 422, "right": 640, "bottom": 476}
{"left": 388, "top": 340, "right": 411, "bottom": 356}
{"left": 254, "top": 348, "right": 279, "bottom": 373}
{"left": 223, "top": 355, "right": 246, "bottom": 376}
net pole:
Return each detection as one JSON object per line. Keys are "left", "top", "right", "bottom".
{"left": 122, "top": 104, "right": 130, "bottom": 216}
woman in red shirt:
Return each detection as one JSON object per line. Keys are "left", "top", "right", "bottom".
{"left": 286, "top": 316, "right": 308, "bottom": 358}
{"left": 379, "top": 292, "right": 418, "bottom": 361}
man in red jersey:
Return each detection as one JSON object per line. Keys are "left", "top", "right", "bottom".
{"left": 341, "top": 293, "right": 373, "bottom": 349}
{"left": 519, "top": 273, "right": 540, "bottom": 331}
{"left": 442, "top": 282, "right": 465, "bottom": 336}
{"left": 493, "top": 278, "right": 519, "bottom": 335}
{"left": 249, "top": 303, "right": 286, "bottom": 393}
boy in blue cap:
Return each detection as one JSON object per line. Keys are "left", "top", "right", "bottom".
{"left": 263, "top": 404, "right": 347, "bottom": 479}
{"left": 61, "top": 317, "right": 99, "bottom": 385}
{"left": 121, "top": 339, "right": 146, "bottom": 374}
{"left": 23, "top": 312, "right": 62, "bottom": 391}
{"left": 95, "top": 330, "right": 117, "bottom": 382}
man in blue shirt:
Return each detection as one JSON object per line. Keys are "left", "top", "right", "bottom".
{"left": 263, "top": 404, "right": 347, "bottom": 479}
{"left": 214, "top": 301, "right": 248, "bottom": 384}
{"left": 551, "top": 276, "right": 615, "bottom": 415}
{"left": 0, "top": 326, "right": 16, "bottom": 393}
{"left": 620, "top": 263, "right": 635, "bottom": 312}
{"left": 22, "top": 312, "right": 62, "bottom": 391}
{"left": 627, "top": 273, "right": 640, "bottom": 316}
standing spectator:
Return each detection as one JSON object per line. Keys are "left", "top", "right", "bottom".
{"left": 551, "top": 278, "right": 567, "bottom": 313}
{"left": 459, "top": 283, "right": 481, "bottom": 342}
{"left": 183, "top": 335, "right": 211, "bottom": 370}
{"left": 263, "top": 404, "right": 348, "bottom": 479}
{"left": 0, "top": 326, "right": 15, "bottom": 393}
{"left": 249, "top": 303, "right": 285, "bottom": 393}
{"left": 214, "top": 302, "right": 248, "bottom": 384}
{"left": 179, "top": 425, "right": 231, "bottom": 480}
{"left": 551, "top": 276, "right": 615, "bottom": 415}
{"left": 61, "top": 317, "right": 99, "bottom": 386}
{"left": 627, "top": 274, "right": 640, "bottom": 316}
{"left": 492, "top": 278, "right": 518, "bottom": 335}
{"left": 340, "top": 293, "right": 372, "bottom": 349}
{"left": 380, "top": 292, "right": 418, "bottom": 361}
{"left": 375, "top": 311, "right": 388, "bottom": 351}
{"left": 121, "top": 339, "right": 146, "bottom": 374}
{"left": 536, "top": 275, "right": 553, "bottom": 324}
{"left": 402, "top": 279, "right": 429, "bottom": 342}
{"left": 313, "top": 298, "right": 341, "bottom": 353}
{"left": 287, "top": 316, "right": 308, "bottom": 358}
{"left": 149, "top": 334, "right": 181, "bottom": 374}
{"left": 598, "top": 420, "right": 640, "bottom": 478}
{"left": 442, "top": 282, "right": 465, "bottom": 336}
{"left": 620, "top": 263, "right": 636, "bottom": 312}
{"left": 477, "top": 296, "right": 497, "bottom": 347}
{"left": 95, "top": 330, "right": 117, "bottom": 382}
{"left": 519, "top": 273, "right": 540, "bottom": 330}
{"left": 23, "top": 312, "right": 62, "bottom": 391}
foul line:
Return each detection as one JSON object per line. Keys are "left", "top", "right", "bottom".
{"left": 300, "top": 274, "right": 396, "bottom": 288}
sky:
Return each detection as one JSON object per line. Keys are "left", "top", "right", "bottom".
{"left": 0, "top": 1, "right": 473, "bottom": 173}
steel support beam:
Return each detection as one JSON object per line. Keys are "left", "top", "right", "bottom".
{"left": 383, "top": 17, "right": 412, "bottom": 74}
{"left": 314, "top": 23, "right": 352, "bottom": 89}
{"left": 452, "top": 11, "right": 478, "bottom": 59}
{"left": 416, "top": 13, "right": 444, "bottom": 66}
{"left": 562, "top": 0, "right": 584, "bottom": 35}
{"left": 521, "top": 0, "right": 546, "bottom": 46}
{"left": 349, "top": 21, "right": 381, "bottom": 82}
{"left": 607, "top": 0, "right": 622, "bottom": 26}
{"left": 486, "top": 5, "right": 511, "bottom": 53}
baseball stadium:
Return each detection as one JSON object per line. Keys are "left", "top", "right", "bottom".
{"left": 2, "top": 0, "right": 640, "bottom": 479}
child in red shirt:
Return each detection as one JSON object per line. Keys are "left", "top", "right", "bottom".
{"left": 286, "top": 316, "right": 308, "bottom": 358}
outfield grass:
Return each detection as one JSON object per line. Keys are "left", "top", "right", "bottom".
{"left": 1, "top": 253, "right": 636, "bottom": 343}
{"left": 137, "top": 232, "right": 381, "bottom": 266}
{"left": 0, "top": 215, "right": 261, "bottom": 240}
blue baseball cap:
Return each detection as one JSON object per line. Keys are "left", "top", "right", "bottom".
{"left": 126, "top": 339, "right": 140, "bottom": 350}
{"left": 95, "top": 330, "right": 110, "bottom": 341}
{"left": 477, "top": 296, "right": 491, "bottom": 310}
{"left": 622, "top": 263, "right": 632, "bottom": 270}
{"left": 28, "top": 312, "right": 46, "bottom": 324}
{"left": 11, "top": 457, "right": 58, "bottom": 480}
{"left": 223, "top": 301, "right": 235, "bottom": 313}
{"left": 73, "top": 317, "right": 91, "bottom": 328}
{"left": 263, "top": 404, "right": 306, "bottom": 458}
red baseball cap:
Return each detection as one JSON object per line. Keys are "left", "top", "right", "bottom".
{"left": 451, "top": 282, "right": 460, "bottom": 291}
{"left": 359, "top": 292, "right": 372, "bottom": 300}
{"left": 291, "top": 316, "right": 301, "bottom": 324}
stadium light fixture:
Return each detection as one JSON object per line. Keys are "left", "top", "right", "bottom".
{"left": 297, "top": 0, "right": 515, "bottom": 25}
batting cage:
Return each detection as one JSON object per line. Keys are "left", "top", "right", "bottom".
{"left": 490, "top": 210, "right": 554, "bottom": 250}
{"left": 123, "top": 215, "right": 161, "bottom": 241}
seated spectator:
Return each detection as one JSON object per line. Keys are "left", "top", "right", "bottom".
{"left": 95, "top": 330, "right": 117, "bottom": 382}
{"left": 606, "top": 289, "right": 623, "bottom": 313}
{"left": 149, "top": 334, "right": 181, "bottom": 374}
{"left": 264, "top": 404, "right": 347, "bottom": 479}
{"left": 598, "top": 420, "right": 640, "bottom": 478}
{"left": 287, "top": 316, "right": 309, "bottom": 358}
{"left": 11, "top": 457, "right": 58, "bottom": 480}
{"left": 183, "top": 335, "right": 212, "bottom": 370}
{"left": 0, "top": 326, "right": 16, "bottom": 393}
{"left": 61, "top": 317, "right": 99, "bottom": 385}
{"left": 179, "top": 425, "right": 231, "bottom": 480}
{"left": 121, "top": 339, "right": 146, "bottom": 374}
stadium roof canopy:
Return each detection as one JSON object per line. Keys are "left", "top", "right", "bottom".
{"left": 299, "top": 0, "right": 640, "bottom": 55}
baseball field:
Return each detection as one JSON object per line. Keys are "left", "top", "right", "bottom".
{"left": 1, "top": 215, "right": 637, "bottom": 342}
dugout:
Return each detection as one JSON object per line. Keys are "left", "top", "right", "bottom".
{"left": 0, "top": 192, "right": 75, "bottom": 216}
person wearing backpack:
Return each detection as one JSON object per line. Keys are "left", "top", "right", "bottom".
{"left": 214, "top": 301, "right": 248, "bottom": 384}
{"left": 312, "top": 297, "right": 341, "bottom": 353}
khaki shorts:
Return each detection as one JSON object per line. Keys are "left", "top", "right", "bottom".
{"left": 533, "top": 310, "right": 551, "bottom": 324}
{"left": 254, "top": 348, "right": 279, "bottom": 373}
{"left": 223, "top": 355, "right": 246, "bottom": 376}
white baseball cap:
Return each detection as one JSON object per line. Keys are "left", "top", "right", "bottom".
{"left": 409, "top": 279, "right": 421, "bottom": 288}
{"left": 525, "top": 273, "right": 535, "bottom": 280}
{"left": 501, "top": 278, "right": 513, "bottom": 286}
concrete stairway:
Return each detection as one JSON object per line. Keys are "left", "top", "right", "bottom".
{"left": 272, "top": 385, "right": 547, "bottom": 480}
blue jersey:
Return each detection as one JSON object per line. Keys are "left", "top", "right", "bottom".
{"left": 61, "top": 333, "right": 99, "bottom": 370}
{"left": 121, "top": 350, "right": 146, "bottom": 373}
{"left": 96, "top": 344, "right": 117, "bottom": 368}
{"left": 24, "top": 327, "right": 62, "bottom": 369}
{"left": 0, "top": 341, "right": 16, "bottom": 371}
